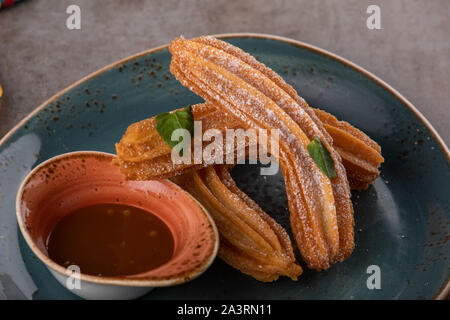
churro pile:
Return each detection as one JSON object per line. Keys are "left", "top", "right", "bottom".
{"left": 115, "top": 36, "right": 383, "bottom": 281}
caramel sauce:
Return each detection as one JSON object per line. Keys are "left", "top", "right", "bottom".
{"left": 47, "top": 203, "right": 174, "bottom": 277}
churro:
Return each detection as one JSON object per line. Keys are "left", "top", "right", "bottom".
{"left": 169, "top": 36, "right": 341, "bottom": 270}
{"left": 172, "top": 166, "right": 302, "bottom": 281}
{"left": 116, "top": 103, "right": 382, "bottom": 190}
{"left": 115, "top": 36, "right": 385, "bottom": 273}
{"left": 313, "top": 109, "right": 383, "bottom": 190}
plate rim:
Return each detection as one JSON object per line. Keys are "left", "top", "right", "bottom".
{"left": 0, "top": 32, "right": 448, "bottom": 299}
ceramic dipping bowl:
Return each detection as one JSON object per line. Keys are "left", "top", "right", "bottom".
{"left": 16, "top": 151, "right": 219, "bottom": 300}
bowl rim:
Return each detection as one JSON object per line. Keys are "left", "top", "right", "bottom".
{"left": 1, "top": 32, "right": 448, "bottom": 298}
{"left": 15, "top": 150, "right": 220, "bottom": 287}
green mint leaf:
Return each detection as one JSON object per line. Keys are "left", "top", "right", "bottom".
{"left": 307, "top": 136, "right": 336, "bottom": 178}
{"left": 156, "top": 105, "right": 194, "bottom": 149}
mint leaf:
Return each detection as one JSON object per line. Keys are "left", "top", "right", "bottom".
{"left": 156, "top": 105, "right": 194, "bottom": 148}
{"left": 307, "top": 136, "right": 336, "bottom": 178}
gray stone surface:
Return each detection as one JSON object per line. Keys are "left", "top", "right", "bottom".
{"left": 0, "top": 0, "right": 449, "bottom": 144}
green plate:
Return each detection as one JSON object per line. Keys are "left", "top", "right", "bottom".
{"left": 0, "top": 34, "right": 448, "bottom": 300}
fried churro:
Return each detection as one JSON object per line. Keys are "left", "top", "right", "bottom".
{"left": 116, "top": 103, "right": 382, "bottom": 189}
{"left": 173, "top": 165, "right": 302, "bottom": 281}
{"left": 313, "top": 109, "right": 383, "bottom": 190}
{"left": 115, "top": 36, "right": 384, "bottom": 275}
{"left": 169, "top": 36, "right": 342, "bottom": 270}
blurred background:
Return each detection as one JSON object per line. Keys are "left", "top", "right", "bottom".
{"left": 0, "top": 0, "right": 449, "bottom": 143}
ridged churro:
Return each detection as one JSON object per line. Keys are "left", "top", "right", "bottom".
{"left": 313, "top": 109, "right": 383, "bottom": 190}
{"left": 172, "top": 165, "right": 302, "bottom": 281}
{"left": 169, "top": 36, "right": 342, "bottom": 270}
{"left": 116, "top": 103, "right": 382, "bottom": 190}
{"left": 115, "top": 36, "right": 384, "bottom": 275}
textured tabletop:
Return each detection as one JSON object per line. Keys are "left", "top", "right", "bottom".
{"left": 0, "top": 0, "right": 449, "bottom": 144}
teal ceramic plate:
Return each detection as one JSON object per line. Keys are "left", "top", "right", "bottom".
{"left": 0, "top": 34, "right": 448, "bottom": 300}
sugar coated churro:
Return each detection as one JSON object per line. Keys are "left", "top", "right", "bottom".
{"left": 114, "top": 36, "right": 384, "bottom": 277}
